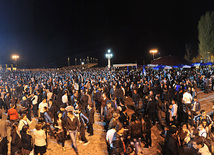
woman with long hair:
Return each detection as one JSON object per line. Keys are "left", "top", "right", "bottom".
{"left": 11, "top": 123, "right": 22, "bottom": 155}
{"left": 21, "top": 125, "right": 33, "bottom": 155}
{"left": 54, "top": 111, "right": 66, "bottom": 151}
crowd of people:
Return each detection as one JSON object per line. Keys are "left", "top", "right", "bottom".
{"left": 0, "top": 67, "right": 214, "bottom": 155}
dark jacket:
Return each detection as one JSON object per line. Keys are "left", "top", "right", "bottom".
{"left": 119, "top": 112, "right": 129, "bottom": 128}
{"left": 11, "top": 130, "right": 22, "bottom": 155}
{"left": 112, "top": 133, "right": 125, "bottom": 155}
{"left": 0, "top": 137, "right": 7, "bottom": 155}
{"left": 88, "top": 108, "right": 94, "bottom": 124}
{"left": 129, "top": 120, "right": 142, "bottom": 139}
{"left": 101, "top": 97, "right": 109, "bottom": 107}
{"left": 66, "top": 116, "right": 80, "bottom": 132}
{"left": 21, "top": 133, "right": 33, "bottom": 151}
{"left": 80, "top": 94, "right": 88, "bottom": 107}
{"left": 164, "top": 133, "right": 179, "bottom": 155}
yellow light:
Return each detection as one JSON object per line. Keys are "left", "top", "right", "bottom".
{"left": 12, "top": 55, "right": 19, "bottom": 59}
{"left": 149, "top": 49, "right": 158, "bottom": 54}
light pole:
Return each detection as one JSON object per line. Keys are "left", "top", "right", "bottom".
{"left": 207, "top": 52, "right": 210, "bottom": 62}
{"left": 75, "top": 58, "right": 77, "bottom": 65}
{"left": 68, "top": 57, "right": 70, "bottom": 67}
{"left": 105, "top": 49, "right": 113, "bottom": 68}
{"left": 149, "top": 49, "right": 158, "bottom": 60}
{"left": 12, "top": 55, "right": 19, "bottom": 67}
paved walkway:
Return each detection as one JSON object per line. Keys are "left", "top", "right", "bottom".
{"left": 3, "top": 88, "right": 214, "bottom": 155}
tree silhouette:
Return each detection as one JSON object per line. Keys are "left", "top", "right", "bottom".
{"left": 198, "top": 11, "right": 214, "bottom": 62}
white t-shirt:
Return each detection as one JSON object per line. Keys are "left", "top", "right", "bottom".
{"left": 39, "top": 102, "right": 48, "bottom": 113}
{"left": 198, "top": 144, "right": 211, "bottom": 155}
{"left": 62, "top": 94, "right": 68, "bottom": 104}
{"left": 171, "top": 104, "right": 178, "bottom": 117}
{"left": 34, "top": 129, "right": 46, "bottom": 146}
{"left": 183, "top": 92, "right": 192, "bottom": 104}
{"left": 106, "top": 129, "right": 116, "bottom": 147}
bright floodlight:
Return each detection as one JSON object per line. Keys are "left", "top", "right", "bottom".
{"left": 149, "top": 49, "right": 158, "bottom": 60}
{"left": 12, "top": 55, "right": 19, "bottom": 59}
{"left": 81, "top": 62, "right": 84, "bottom": 65}
{"left": 149, "top": 49, "right": 158, "bottom": 54}
{"left": 106, "top": 49, "right": 113, "bottom": 68}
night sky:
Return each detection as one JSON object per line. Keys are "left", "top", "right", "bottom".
{"left": 0, "top": 0, "right": 213, "bottom": 68}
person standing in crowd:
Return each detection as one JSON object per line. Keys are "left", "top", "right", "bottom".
{"left": 170, "top": 100, "right": 178, "bottom": 125}
{"left": 44, "top": 107, "right": 54, "bottom": 136}
{"left": 164, "top": 126, "right": 179, "bottom": 155}
{"left": 0, "top": 111, "right": 8, "bottom": 155}
{"left": 101, "top": 93, "right": 109, "bottom": 121}
{"left": 4, "top": 92, "right": 10, "bottom": 113}
{"left": 143, "top": 115, "right": 152, "bottom": 148}
{"left": 119, "top": 106, "right": 129, "bottom": 129}
{"left": 32, "top": 92, "right": 38, "bottom": 118}
{"left": 66, "top": 110, "right": 80, "bottom": 155}
{"left": 54, "top": 111, "right": 66, "bottom": 151}
{"left": 78, "top": 108, "right": 90, "bottom": 145}
{"left": 34, "top": 123, "right": 47, "bottom": 155}
{"left": 147, "top": 92, "right": 157, "bottom": 125}
{"left": 47, "top": 90, "right": 53, "bottom": 102}
{"left": 80, "top": 90, "right": 89, "bottom": 113}
{"left": 88, "top": 103, "right": 94, "bottom": 136}
{"left": 7, "top": 103, "right": 19, "bottom": 124}
{"left": 106, "top": 122, "right": 117, "bottom": 155}
{"left": 11, "top": 123, "right": 22, "bottom": 155}
{"left": 21, "top": 125, "right": 33, "bottom": 155}
{"left": 104, "top": 102, "right": 114, "bottom": 131}
{"left": 183, "top": 89, "right": 192, "bottom": 117}
{"left": 18, "top": 114, "right": 33, "bottom": 133}
{"left": 38, "top": 98, "right": 48, "bottom": 118}
{"left": 111, "top": 123, "right": 126, "bottom": 155}
{"left": 62, "top": 91, "right": 68, "bottom": 106}
{"left": 132, "top": 89, "right": 140, "bottom": 109}
{"left": 128, "top": 113, "right": 143, "bottom": 154}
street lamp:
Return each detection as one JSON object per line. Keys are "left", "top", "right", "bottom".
{"left": 149, "top": 49, "right": 158, "bottom": 60}
{"left": 12, "top": 55, "right": 19, "bottom": 66}
{"left": 75, "top": 58, "right": 77, "bottom": 65}
{"left": 105, "top": 49, "right": 113, "bottom": 68}
{"left": 68, "top": 57, "right": 70, "bottom": 67}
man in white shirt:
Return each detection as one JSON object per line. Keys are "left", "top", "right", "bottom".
{"left": 183, "top": 89, "right": 192, "bottom": 104}
{"left": 47, "top": 90, "right": 53, "bottom": 102}
{"left": 62, "top": 91, "right": 68, "bottom": 106}
{"left": 106, "top": 122, "right": 116, "bottom": 154}
{"left": 170, "top": 100, "right": 178, "bottom": 124}
{"left": 183, "top": 89, "right": 192, "bottom": 116}
{"left": 38, "top": 98, "right": 48, "bottom": 118}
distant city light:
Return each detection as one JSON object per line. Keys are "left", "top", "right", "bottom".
{"left": 81, "top": 62, "right": 84, "bottom": 65}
